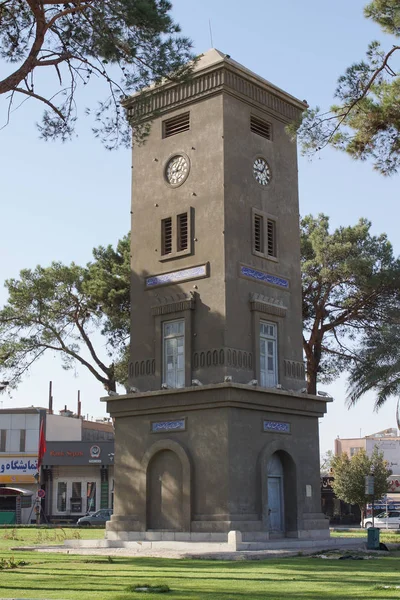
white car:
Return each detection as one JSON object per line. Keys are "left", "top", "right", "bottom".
{"left": 362, "top": 510, "right": 400, "bottom": 529}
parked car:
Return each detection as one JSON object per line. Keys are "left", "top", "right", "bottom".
{"left": 362, "top": 510, "right": 400, "bottom": 529}
{"left": 77, "top": 509, "right": 113, "bottom": 527}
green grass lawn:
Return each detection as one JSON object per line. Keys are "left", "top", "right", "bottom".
{"left": 0, "top": 526, "right": 105, "bottom": 551}
{"left": 331, "top": 528, "right": 400, "bottom": 543}
{"left": 0, "top": 528, "right": 400, "bottom": 600}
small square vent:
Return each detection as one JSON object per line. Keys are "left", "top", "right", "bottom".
{"left": 163, "top": 112, "right": 190, "bottom": 138}
{"left": 250, "top": 115, "right": 272, "bottom": 140}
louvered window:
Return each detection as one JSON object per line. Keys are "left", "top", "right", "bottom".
{"left": 163, "top": 112, "right": 190, "bottom": 138}
{"left": 161, "top": 217, "right": 172, "bottom": 255}
{"left": 253, "top": 210, "right": 277, "bottom": 260}
{"left": 254, "top": 213, "right": 264, "bottom": 253}
{"left": 267, "top": 219, "right": 276, "bottom": 257}
{"left": 250, "top": 115, "right": 272, "bottom": 140}
{"left": 160, "top": 210, "right": 193, "bottom": 260}
{"left": 177, "top": 213, "right": 188, "bottom": 251}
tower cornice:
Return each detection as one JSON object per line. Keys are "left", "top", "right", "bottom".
{"left": 124, "top": 50, "right": 307, "bottom": 125}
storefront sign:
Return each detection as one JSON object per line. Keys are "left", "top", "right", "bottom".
{"left": 388, "top": 476, "right": 400, "bottom": 493}
{"left": 0, "top": 456, "right": 38, "bottom": 484}
{"left": 44, "top": 441, "right": 114, "bottom": 466}
{"left": 321, "top": 476, "right": 334, "bottom": 493}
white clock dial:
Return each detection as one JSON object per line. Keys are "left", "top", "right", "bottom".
{"left": 253, "top": 157, "right": 271, "bottom": 186}
{"left": 165, "top": 155, "right": 190, "bottom": 186}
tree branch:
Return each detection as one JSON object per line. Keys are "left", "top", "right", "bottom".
{"left": 14, "top": 87, "right": 66, "bottom": 121}
{"left": 0, "top": 0, "right": 46, "bottom": 94}
{"left": 322, "top": 45, "right": 400, "bottom": 147}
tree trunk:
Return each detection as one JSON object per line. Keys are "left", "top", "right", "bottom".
{"left": 0, "top": 4, "right": 47, "bottom": 95}
{"left": 307, "top": 367, "right": 317, "bottom": 396}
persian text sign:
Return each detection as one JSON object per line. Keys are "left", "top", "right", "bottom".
{"left": 146, "top": 264, "right": 208, "bottom": 288}
{"left": 263, "top": 420, "right": 291, "bottom": 434}
{"left": 240, "top": 265, "right": 289, "bottom": 289}
{"left": 151, "top": 419, "right": 186, "bottom": 433}
{"left": 0, "top": 456, "right": 38, "bottom": 477}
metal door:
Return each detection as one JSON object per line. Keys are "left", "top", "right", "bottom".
{"left": 268, "top": 476, "right": 282, "bottom": 531}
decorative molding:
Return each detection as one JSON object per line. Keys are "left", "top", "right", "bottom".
{"left": 145, "top": 263, "right": 209, "bottom": 289}
{"left": 193, "top": 347, "right": 253, "bottom": 371}
{"left": 127, "top": 68, "right": 225, "bottom": 120}
{"left": 129, "top": 359, "right": 155, "bottom": 378}
{"left": 151, "top": 418, "right": 186, "bottom": 433}
{"left": 229, "top": 71, "right": 300, "bottom": 121}
{"left": 239, "top": 264, "right": 289, "bottom": 289}
{"left": 263, "top": 420, "right": 291, "bottom": 434}
{"left": 151, "top": 292, "right": 195, "bottom": 316}
{"left": 249, "top": 292, "right": 287, "bottom": 317}
{"left": 125, "top": 64, "right": 303, "bottom": 124}
{"left": 284, "top": 359, "right": 305, "bottom": 381}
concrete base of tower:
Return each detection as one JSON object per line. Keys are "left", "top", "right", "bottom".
{"left": 64, "top": 526, "right": 360, "bottom": 556}
{"left": 105, "top": 514, "right": 330, "bottom": 544}
{"left": 104, "top": 383, "right": 331, "bottom": 545}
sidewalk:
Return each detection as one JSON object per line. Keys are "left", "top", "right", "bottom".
{"left": 16, "top": 535, "right": 368, "bottom": 560}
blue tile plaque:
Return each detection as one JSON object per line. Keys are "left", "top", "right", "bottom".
{"left": 151, "top": 419, "right": 185, "bottom": 433}
{"left": 240, "top": 265, "right": 289, "bottom": 289}
{"left": 263, "top": 420, "right": 291, "bottom": 434}
{"left": 146, "top": 264, "right": 208, "bottom": 288}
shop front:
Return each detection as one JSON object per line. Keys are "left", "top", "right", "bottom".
{"left": 42, "top": 441, "right": 114, "bottom": 522}
{"left": 0, "top": 487, "right": 34, "bottom": 524}
{"left": 0, "top": 455, "right": 39, "bottom": 492}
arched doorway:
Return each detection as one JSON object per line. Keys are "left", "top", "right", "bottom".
{"left": 267, "top": 453, "right": 284, "bottom": 533}
{"left": 147, "top": 449, "right": 183, "bottom": 530}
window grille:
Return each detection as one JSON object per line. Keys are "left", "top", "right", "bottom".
{"left": 163, "top": 112, "right": 190, "bottom": 138}
{"left": 250, "top": 115, "right": 272, "bottom": 140}
{"left": 254, "top": 213, "right": 264, "bottom": 253}
{"left": 161, "top": 217, "right": 172, "bottom": 255}
{"left": 253, "top": 210, "right": 277, "bottom": 259}
{"left": 177, "top": 213, "right": 188, "bottom": 251}
{"left": 267, "top": 219, "right": 276, "bottom": 257}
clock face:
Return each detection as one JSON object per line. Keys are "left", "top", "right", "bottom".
{"left": 253, "top": 157, "right": 271, "bottom": 186}
{"left": 165, "top": 154, "right": 190, "bottom": 186}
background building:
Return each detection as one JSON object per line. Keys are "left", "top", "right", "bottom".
{"left": 325, "top": 428, "right": 400, "bottom": 521}
{"left": 335, "top": 428, "right": 400, "bottom": 505}
{"left": 0, "top": 402, "right": 114, "bottom": 524}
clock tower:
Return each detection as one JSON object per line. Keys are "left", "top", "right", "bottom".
{"left": 105, "top": 50, "right": 330, "bottom": 545}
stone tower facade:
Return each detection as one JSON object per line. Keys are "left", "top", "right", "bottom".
{"left": 127, "top": 49, "right": 306, "bottom": 392}
{"left": 105, "top": 50, "right": 330, "bottom": 543}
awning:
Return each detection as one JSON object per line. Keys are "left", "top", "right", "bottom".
{"left": 0, "top": 487, "right": 34, "bottom": 497}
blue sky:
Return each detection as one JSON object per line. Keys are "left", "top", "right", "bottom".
{"left": 1, "top": 0, "right": 399, "bottom": 454}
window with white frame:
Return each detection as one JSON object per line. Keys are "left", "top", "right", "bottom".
{"left": 350, "top": 447, "right": 361, "bottom": 457}
{"left": 260, "top": 321, "right": 278, "bottom": 388}
{"left": 87, "top": 482, "right": 97, "bottom": 512}
{"left": 57, "top": 482, "right": 67, "bottom": 512}
{"left": 163, "top": 320, "right": 185, "bottom": 388}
